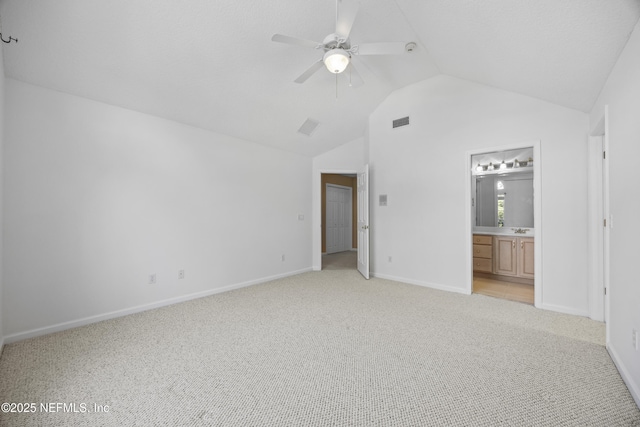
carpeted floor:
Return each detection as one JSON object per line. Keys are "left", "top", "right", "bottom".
{"left": 0, "top": 269, "right": 638, "bottom": 426}
{"left": 322, "top": 250, "right": 357, "bottom": 270}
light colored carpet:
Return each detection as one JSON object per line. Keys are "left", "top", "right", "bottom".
{"left": 322, "top": 250, "right": 357, "bottom": 270}
{"left": 0, "top": 269, "right": 638, "bottom": 426}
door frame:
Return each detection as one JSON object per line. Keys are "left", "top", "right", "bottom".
{"left": 313, "top": 169, "right": 358, "bottom": 271}
{"left": 588, "top": 105, "right": 610, "bottom": 331}
{"left": 465, "top": 141, "right": 542, "bottom": 307}
{"left": 325, "top": 183, "right": 353, "bottom": 254}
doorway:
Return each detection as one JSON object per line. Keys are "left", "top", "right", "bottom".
{"left": 321, "top": 174, "right": 357, "bottom": 270}
{"left": 466, "top": 142, "right": 542, "bottom": 306}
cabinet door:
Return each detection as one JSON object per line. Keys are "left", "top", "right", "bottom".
{"left": 518, "top": 237, "right": 535, "bottom": 278}
{"left": 494, "top": 236, "right": 517, "bottom": 276}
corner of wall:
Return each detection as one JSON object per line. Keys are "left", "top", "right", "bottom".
{"left": 0, "top": 41, "right": 5, "bottom": 354}
{"left": 608, "top": 344, "right": 640, "bottom": 408}
{"left": 588, "top": 17, "right": 640, "bottom": 409}
{"left": 3, "top": 81, "right": 313, "bottom": 339}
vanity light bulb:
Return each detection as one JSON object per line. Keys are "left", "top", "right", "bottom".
{"left": 513, "top": 159, "right": 519, "bottom": 168}
{"left": 500, "top": 161, "right": 507, "bottom": 170}
{"left": 487, "top": 163, "right": 494, "bottom": 171}
{"left": 476, "top": 164, "right": 483, "bottom": 172}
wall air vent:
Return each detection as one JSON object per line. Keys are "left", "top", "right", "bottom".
{"left": 298, "top": 118, "right": 320, "bottom": 136}
{"left": 392, "top": 116, "right": 410, "bottom": 129}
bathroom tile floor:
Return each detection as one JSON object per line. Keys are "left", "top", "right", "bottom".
{"left": 473, "top": 276, "right": 534, "bottom": 305}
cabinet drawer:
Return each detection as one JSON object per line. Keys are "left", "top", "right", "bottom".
{"left": 473, "top": 235, "right": 492, "bottom": 245}
{"left": 473, "top": 257, "right": 493, "bottom": 273}
{"left": 473, "top": 244, "right": 492, "bottom": 259}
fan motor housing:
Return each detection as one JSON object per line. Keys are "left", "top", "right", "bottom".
{"left": 322, "top": 33, "right": 351, "bottom": 50}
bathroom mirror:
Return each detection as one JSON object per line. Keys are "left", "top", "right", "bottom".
{"left": 471, "top": 147, "right": 534, "bottom": 229}
{"left": 475, "top": 172, "right": 533, "bottom": 227}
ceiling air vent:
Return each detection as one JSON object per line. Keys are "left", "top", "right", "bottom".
{"left": 298, "top": 118, "right": 319, "bottom": 136}
{"left": 392, "top": 116, "right": 410, "bottom": 129}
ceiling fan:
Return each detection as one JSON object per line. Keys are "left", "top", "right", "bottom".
{"left": 271, "top": 0, "right": 413, "bottom": 87}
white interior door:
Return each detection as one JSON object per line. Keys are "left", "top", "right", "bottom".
{"left": 587, "top": 119, "right": 608, "bottom": 323}
{"left": 326, "top": 184, "right": 352, "bottom": 254}
{"left": 357, "top": 165, "right": 370, "bottom": 279}
{"left": 602, "top": 135, "right": 610, "bottom": 324}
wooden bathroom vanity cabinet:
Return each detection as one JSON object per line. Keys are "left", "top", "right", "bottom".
{"left": 494, "top": 236, "right": 534, "bottom": 279}
{"left": 473, "top": 233, "right": 534, "bottom": 282}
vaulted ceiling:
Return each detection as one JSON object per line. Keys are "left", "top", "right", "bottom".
{"left": 1, "top": 0, "right": 639, "bottom": 157}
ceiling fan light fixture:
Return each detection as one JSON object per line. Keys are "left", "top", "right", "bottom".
{"left": 323, "top": 49, "right": 350, "bottom": 74}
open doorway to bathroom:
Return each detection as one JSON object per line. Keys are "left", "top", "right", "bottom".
{"left": 470, "top": 147, "right": 536, "bottom": 305}
{"left": 321, "top": 173, "right": 358, "bottom": 270}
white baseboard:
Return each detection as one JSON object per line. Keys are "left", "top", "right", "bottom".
{"left": 607, "top": 343, "right": 640, "bottom": 409}
{"left": 3, "top": 267, "right": 312, "bottom": 344}
{"left": 372, "top": 272, "right": 471, "bottom": 295}
{"left": 537, "top": 302, "right": 590, "bottom": 318}
{"left": 0, "top": 337, "right": 4, "bottom": 358}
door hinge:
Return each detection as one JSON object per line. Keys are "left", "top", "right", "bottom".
{"left": 604, "top": 218, "right": 607, "bottom": 227}
{"left": 604, "top": 287, "right": 607, "bottom": 296}
{"left": 603, "top": 150, "right": 606, "bottom": 160}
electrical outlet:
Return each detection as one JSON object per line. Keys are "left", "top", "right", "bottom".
{"left": 633, "top": 329, "right": 638, "bottom": 351}
{"left": 178, "top": 269, "right": 185, "bottom": 279}
{"left": 388, "top": 256, "right": 393, "bottom": 263}
{"left": 281, "top": 254, "right": 285, "bottom": 262}
{"left": 148, "top": 274, "right": 157, "bottom": 284}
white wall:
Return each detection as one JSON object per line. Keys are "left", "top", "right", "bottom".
{"left": 3, "top": 79, "right": 312, "bottom": 340}
{"left": 590, "top": 20, "right": 640, "bottom": 406}
{"left": 312, "top": 137, "right": 365, "bottom": 270}
{"left": 0, "top": 42, "right": 5, "bottom": 351}
{"left": 368, "top": 75, "right": 590, "bottom": 314}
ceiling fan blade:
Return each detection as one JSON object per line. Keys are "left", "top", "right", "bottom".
{"left": 356, "top": 42, "right": 406, "bottom": 55}
{"left": 346, "top": 63, "right": 364, "bottom": 87}
{"left": 294, "top": 60, "right": 325, "bottom": 83}
{"left": 271, "top": 34, "right": 320, "bottom": 49}
{"left": 336, "top": 0, "right": 359, "bottom": 40}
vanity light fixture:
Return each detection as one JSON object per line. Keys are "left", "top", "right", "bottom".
{"left": 473, "top": 154, "right": 534, "bottom": 175}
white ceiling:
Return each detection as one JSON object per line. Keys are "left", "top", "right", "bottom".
{"left": 1, "top": 0, "right": 639, "bottom": 157}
